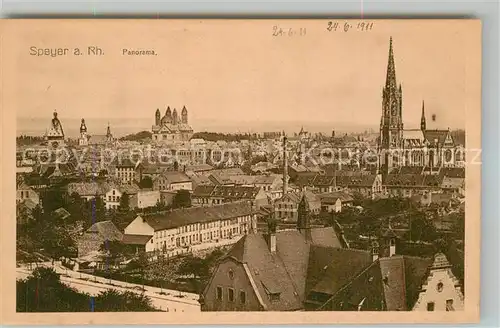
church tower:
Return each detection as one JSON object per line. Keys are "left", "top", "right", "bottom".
{"left": 172, "top": 108, "right": 178, "bottom": 125}
{"left": 155, "top": 109, "right": 161, "bottom": 126}
{"left": 379, "top": 37, "right": 404, "bottom": 172}
{"left": 79, "top": 118, "right": 88, "bottom": 146}
{"left": 165, "top": 106, "right": 172, "bottom": 124}
{"left": 297, "top": 192, "right": 311, "bottom": 233}
{"left": 181, "top": 106, "right": 188, "bottom": 124}
{"left": 420, "top": 100, "right": 426, "bottom": 131}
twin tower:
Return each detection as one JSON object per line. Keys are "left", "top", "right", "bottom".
{"left": 155, "top": 106, "right": 188, "bottom": 126}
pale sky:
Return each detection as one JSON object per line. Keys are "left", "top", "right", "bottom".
{"left": 7, "top": 19, "right": 474, "bottom": 131}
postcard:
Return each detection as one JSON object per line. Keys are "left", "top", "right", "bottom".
{"left": 0, "top": 19, "right": 481, "bottom": 324}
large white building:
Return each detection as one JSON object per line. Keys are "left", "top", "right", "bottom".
{"left": 124, "top": 201, "right": 257, "bottom": 255}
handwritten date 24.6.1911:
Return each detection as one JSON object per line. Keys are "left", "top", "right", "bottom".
{"left": 327, "top": 21, "right": 374, "bottom": 32}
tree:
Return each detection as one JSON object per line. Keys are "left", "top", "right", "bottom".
{"left": 17, "top": 267, "right": 157, "bottom": 312}
{"left": 93, "top": 290, "right": 156, "bottom": 312}
{"left": 406, "top": 213, "right": 437, "bottom": 242}
{"left": 118, "top": 193, "right": 130, "bottom": 212}
{"left": 172, "top": 190, "right": 191, "bottom": 209}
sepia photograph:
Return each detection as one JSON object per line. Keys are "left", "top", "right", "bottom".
{"left": 1, "top": 19, "right": 481, "bottom": 324}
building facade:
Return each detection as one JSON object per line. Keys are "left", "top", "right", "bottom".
{"left": 123, "top": 201, "right": 258, "bottom": 256}
{"left": 378, "top": 38, "right": 464, "bottom": 173}
{"left": 152, "top": 106, "right": 194, "bottom": 143}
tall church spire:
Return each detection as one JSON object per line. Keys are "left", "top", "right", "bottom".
{"left": 421, "top": 100, "right": 426, "bottom": 131}
{"left": 385, "top": 36, "right": 397, "bottom": 90}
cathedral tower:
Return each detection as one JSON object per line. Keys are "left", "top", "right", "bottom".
{"left": 379, "top": 37, "right": 403, "bottom": 172}
{"left": 420, "top": 100, "right": 426, "bottom": 131}
{"left": 165, "top": 106, "right": 172, "bottom": 124}
{"left": 172, "top": 108, "right": 178, "bottom": 125}
{"left": 181, "top": 106, "right": 188, "bottom": 124}
{"left": 155, "top": 109, "right": 161, "bottom": 126}
{"left": 79, "top": 118, "right": 88, "bottom": 146}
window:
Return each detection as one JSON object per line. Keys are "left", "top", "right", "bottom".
{"left": 446, "top": 299, "right": 454, "bottom": 311}
{"left": 228, "top": 269, "right": 234, "bottom": 280}
{"left": 228, "top": 288, "right": 235, "bottom": 302}
{"left": 427, "top": 302, "right": 435, "bottom": 311}
{"left": 240, "top": 290, "right": 246, "bottom": 304}
{"left": 437, "top": 282, "right": 444, "bottom": 292}
{"left": 216, "top": 287, "right": 223, "bottom": 300}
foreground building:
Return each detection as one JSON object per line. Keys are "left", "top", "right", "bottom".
{"left": 123, "top": 201, "right": 257, "bottom": 255}
{"left": 201, "top": 194, "right": 464, "bottom": 312}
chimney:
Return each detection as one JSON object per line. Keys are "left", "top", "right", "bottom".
{"left": 266, "top": 216, "right": 277, "bottom": 253}
{"left": 389, "top": 238, "right": 396, "bottom": 257}
{"left": 282, "top": 131, "right": 288, "bottom": 197}
{"left": 371, "top": 241, "right": 379, "bottom": 262}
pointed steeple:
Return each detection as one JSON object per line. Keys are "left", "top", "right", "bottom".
{"left": 420, "top": 100, "right": 427, "bottom": 131}
{"left": 385, "top": 36, "right": 397, "bottom": 90}
{"left": 80, "top": 118, "right": 87, "bottom": 133}
{"left": 297, "top": 191, "right": 311, "bottom": 232}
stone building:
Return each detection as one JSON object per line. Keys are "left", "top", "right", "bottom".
{"left": 378, "top": 38, "right": 464, "bottom": 173}
{"left": 152, "top": 106, "right": 194, "bottom": 143}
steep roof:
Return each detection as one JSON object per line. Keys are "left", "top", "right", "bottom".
{"left": 306, "top": 246, "right": 372, "bottom": 296}
{"left": 222, "top": 227, "right": 347, "bottom": 310}
{"left": 424, "top": 129, "right": 452, "bottom": 147}
{"left": 314, "top": 255, "right": 433, "bottom": 311}
{"left": 86, "top": 220, "right": 123, "bottom": 241}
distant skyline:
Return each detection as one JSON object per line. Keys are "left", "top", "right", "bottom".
{"left": 12, "top": 20, "right": 468, "bottom": 133}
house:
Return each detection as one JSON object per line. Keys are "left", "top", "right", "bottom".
{"left": 208, "top": 173, "right": 234, "bottom": 186}
{"left": 227, "top": 174, "right": 283, "bottom": 199}
{"left": 336, "top": 174, "right": 383, "bottom": 200}
{"left": 191, "top": 185, "right": 268, "bottom": 209}
{"left": 16, "top": 181, "right": 40, "bottom": 205}
{"left": 274, "top": 190, "right": 320, "bottom": 222}
{"left": 412, "top": 253, "right": 464, "bottom": 311}
{"left": 315, "top": 252, "right": 464, "bottom": 311}
{"left": 129, "top": 190, "right": 161, "bottom": 209}
{"left": 200, "top": 195, "right": 356, "bottom": 311}
{"left": 153, "top": 171, "right": 193, "bottom": 191}
{"left": 121, "top": 234, "right": 153, "bottom": 254}
{"left": 114, "top": 158, "right": 140, "bottom": 185}
{"left": 123, "top": 201, "right": 257, "bottom": 255}
{"left": 77, "top": 220, "right": 123, "bottom": 258}
{"left": 184, "top": 164, "right": 214, "bottom": 177}
{"left": 66, "top": 181, "right": 109, "bottom": 201}
{"left": 318, "top": 192, "right": 354, "bottom": 213}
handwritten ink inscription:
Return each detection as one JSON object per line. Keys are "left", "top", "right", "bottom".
{"left": 272, "top": 26, "right": 307, "bottom": 37}
{"left": 327, "top": 21, "right": 374, "bottom": 32}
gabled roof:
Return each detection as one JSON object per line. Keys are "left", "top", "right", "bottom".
{"left": 306, "top": 246, "right": 372, "bottom": 296}
{"left": 86, "top": 220, "right": 123, "bottom": 241}
{"left": 424, "top": 129, "right": 452, "bottom": 147}
{"left": 314, "top": 255, "right": 433, "bottom": 311}
{"left": 156, "top": 171, "right": 192, "bottom": 184}
{"left": 225, "top": 227, "right": 345, "bottom": 311}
